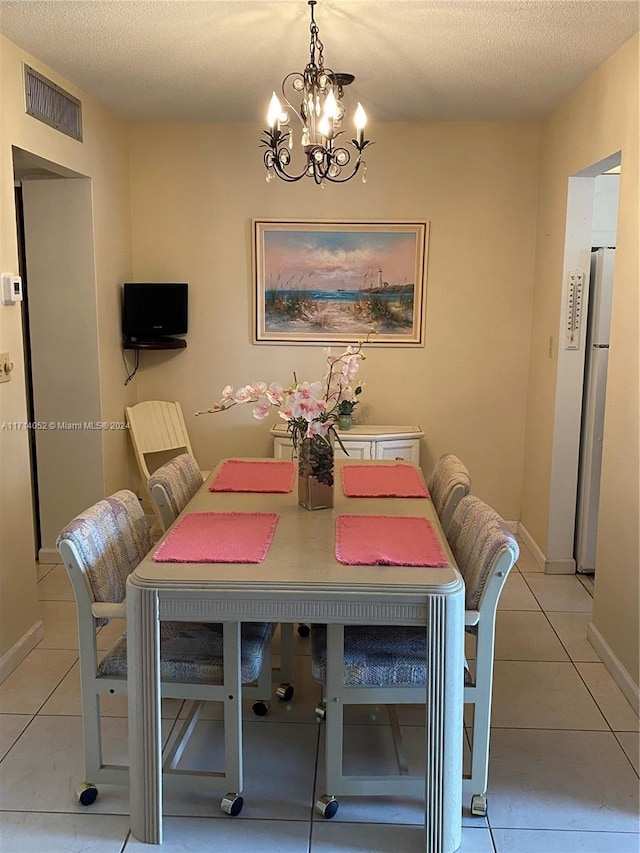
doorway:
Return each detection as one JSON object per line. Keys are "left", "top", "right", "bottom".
{"left": 546, "top": 152, "right": 621, "bottom": 577}
{"left": 575, "top": 175, "right": 619, "bottom": 576}
{"left": 13, "top": 148, "right": 105, "bottom": 563}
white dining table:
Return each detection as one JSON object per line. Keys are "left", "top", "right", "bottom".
{"left": 126, "top": 457, "right": 465, "bottom": 851}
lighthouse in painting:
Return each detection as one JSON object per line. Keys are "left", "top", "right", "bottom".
{"left": 376, "top": 267, "right": 389, "bottom": 291}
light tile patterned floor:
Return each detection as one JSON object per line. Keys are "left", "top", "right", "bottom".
{"left": 0, "top": 537, "right": 638, "bottom": 852}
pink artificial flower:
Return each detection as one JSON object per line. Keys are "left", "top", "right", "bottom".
{"left": 308, "top": 420, "right": 331, "bottom": 438}
{"left": 248, "top": 382, "right": 267, "bottom": 397}
{"left": 266, "top": 383, "right": 284, "bottom": 405}
{"left": 340, "top": 384, "right": 356, "bottom": 401}
{"left": 234, "top": 387, "right": 252, "bottom": 403}
{"left": 295, "top": 381, "right": 323, "bottom": 401}
{"left": 252, "top": 401, "right": 271, "bottom": 420}
{"left": 197, "top": 342, "right": 365, "bottom": 437}
{"left": 340, "top": 348, "right": 362, "bottom": 382}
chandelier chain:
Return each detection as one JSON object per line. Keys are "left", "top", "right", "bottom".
{"left": 309, "top": 14, "right": 324, "bottom": 72}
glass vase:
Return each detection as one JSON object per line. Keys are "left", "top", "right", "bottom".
{"left": 297, "top": 434, "right": 334, "bottom": 511}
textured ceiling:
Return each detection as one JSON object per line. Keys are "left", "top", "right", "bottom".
{"left": 0, "top": 0, "right": 638, "bottom": 123}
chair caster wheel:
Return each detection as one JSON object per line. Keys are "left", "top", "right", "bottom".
{"left": 252, "top": 699, "right": 271, "bottom": 716}
{"left": 316, "top": 794, "right": 338, "bottom": 819}
{"left": 314, "top": 701, "right": 326, "bottom": 721}
{"left": 76, "top": 782, "right": 98, "bottom": 806}
{"left": 471, "top": 794, "right": 487, "bottom": 817}
{"left": 297, "top": 624, "right": 310, "bottom": 638}
{"left": 276, "top": 683, "right": 294, "bottom": 701}
{"left": 221, "top": 792, "right": 243, "bottom": 816}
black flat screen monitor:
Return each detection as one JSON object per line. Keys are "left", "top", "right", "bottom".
{"left": 122, "top": 282, "right": 188, "bottom": 342}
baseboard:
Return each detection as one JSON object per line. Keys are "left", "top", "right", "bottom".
{"left": 515, "top": 523, "right": 547, "bottom": 571}
{"left": 38, "top": 547, "right": 60, "bottom": 565}
{"left": 504, "top": 519, "right": 518, "bottom": 535}
{"left": 0, "top": 620, "right": 44, "bottom": 684}
{"left": 544, "top": 557, "right": 576, "bottom": 575}
{"left": 587, "top": 621, "right": 640, "bottom": 715}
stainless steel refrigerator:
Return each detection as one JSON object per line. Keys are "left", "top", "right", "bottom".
{"left": 575, "top": 247, "right": 615, "bottom": 573}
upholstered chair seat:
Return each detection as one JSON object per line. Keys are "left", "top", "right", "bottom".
{"left": 99, "top": 620, "right": 274, "bottom": 684}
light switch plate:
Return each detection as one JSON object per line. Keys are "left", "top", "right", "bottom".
{"left": 1, "top": 274, "right": 22, "bottom": 304}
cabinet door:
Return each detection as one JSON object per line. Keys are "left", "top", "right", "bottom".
{"left": 337, "top": 439, "right": 373, "bottom": 460}
{"left": 375, "top": 438, "right": 420, "bottom": 464}
{"left": 273, "top": 438, "right": 294, "bottom": 461}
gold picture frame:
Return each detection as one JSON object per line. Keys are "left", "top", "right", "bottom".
{"left": 253, "top": 219, "right": 429, "bottom": 346}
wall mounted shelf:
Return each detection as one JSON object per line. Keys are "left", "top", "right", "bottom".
{"left": 123, "top": 338, "right": 187, "bottom": 351}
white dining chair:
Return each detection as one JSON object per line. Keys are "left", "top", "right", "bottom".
{"left": 56, "top": 488, "right": 275, "bottom": 815}
{"left": 310, "top": 494, "right": 518, "bottom": 819}
{"left": 148, "top": 453, "right": 295, "bottom": 711}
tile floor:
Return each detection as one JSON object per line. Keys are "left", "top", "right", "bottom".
{"left": 0, "top": 537, "right": 638, "bottom": 852}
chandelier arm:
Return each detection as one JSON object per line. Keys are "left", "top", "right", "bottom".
{"left": 322, "top": 139, "right": 374, "bottom": 183}
{"left": 268, "top": 162, "right": 311, "bottom": 183}
{"left": 280, "top": 73, "right": 305, "bottom": 128}
{"left": 323, "top": 164, "right": 363, "bottom": 183}
{"left": 263, "top": 134, "right": 312, "bottom": 182}
{"left": 274, "top": 167, "right": 313, "bottom": 183}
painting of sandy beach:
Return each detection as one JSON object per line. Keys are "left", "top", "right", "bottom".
{"left": 253, "top": 220, "right": 428, "bottom": 345}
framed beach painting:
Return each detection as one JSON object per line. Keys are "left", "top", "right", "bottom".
{"left": 253, "top": 220, "right": 428, "bottom": 346}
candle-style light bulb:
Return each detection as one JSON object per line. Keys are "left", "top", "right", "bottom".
{"left": 318, "top": 113, "right": 330, "bottom": 138}
{"left": 267, "top": 92, "right": 282, "bottom": 129}
{"left": 324, "top": 89, "right": 338, "bottom": 119}
{"left": 354, "top": 101, "right": 367, "bottom": 136}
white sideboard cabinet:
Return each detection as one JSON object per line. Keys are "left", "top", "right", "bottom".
{"left": 270, "top": 423, "right": 424, "bottom": 464}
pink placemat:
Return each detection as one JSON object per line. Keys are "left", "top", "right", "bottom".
{"left": 341, "top": 464, "right": 429, "bottom": 498}
{"left": 209, "top": 459, "right": 295, "bottom": 493}
{"left": 153, "top": 512, "right": 278, "bottom": 563}
{"left": 335, "top": 515, "right": 448, "bottom": 567}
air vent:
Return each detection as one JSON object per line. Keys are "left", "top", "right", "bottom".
{"left": 23, "top": 64, "right": 83, "bottom": 142}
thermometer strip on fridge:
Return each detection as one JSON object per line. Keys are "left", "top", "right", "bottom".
{"left": 566, "top": 269, "right": 584, "bottom": 350}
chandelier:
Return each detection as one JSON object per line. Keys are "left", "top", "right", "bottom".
{"left": 260, "top": 0, "right": 372, "bottom": 186}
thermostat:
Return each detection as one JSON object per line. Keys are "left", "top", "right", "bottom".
{"left": 1, "top": 274, "right": 23, "bottom": 305}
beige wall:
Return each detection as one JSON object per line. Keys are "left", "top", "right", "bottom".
{"left": 0, "top": 35, "right": 134, "bottom": 664}
{"left": 128, "top": 120, "right": 540, "bottom": 519}
{"left": 521, "top": 36, "right": 639, "bottom": 688}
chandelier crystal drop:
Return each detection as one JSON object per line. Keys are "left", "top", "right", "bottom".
{"left": 260, "top": 0, "right": 372, "bottom": 185}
